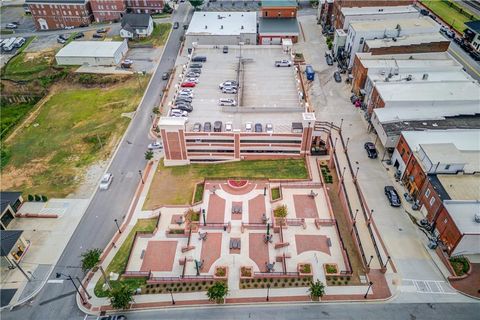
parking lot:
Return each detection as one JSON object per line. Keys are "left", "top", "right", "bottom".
{"left": 171, "top": 46, "right": 304, "bottom": 133}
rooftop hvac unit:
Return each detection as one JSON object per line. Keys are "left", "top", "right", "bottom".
{"left": 394, "top": 69, "right": 399, "bottom": 75}
{"left": 220, "top": 25, "right": 223, "bottom": 29}
{"left": 475, "top": 212, "right": 480, "bottom": 223}
{"left": 406, "top": 74, "right": 412, "bottom": 81}
{"left": 423, "top": 73, "right": 429, "bottom": 80}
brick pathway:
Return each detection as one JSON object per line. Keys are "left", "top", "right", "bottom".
{"left": 207, "top": 194, "right": 226, "bottom": 223}
{"left": 170, "top": 214, "right": 183, "bottom": 225}
{"left": 450, "top": 263, "right": 480, "bottom": 298}
{"left": 295, "top": 235, "right": 331, "bottom": 255}
{"left": 220, "top": 182, "right": 257, "bottom": 195}
{"left": 140, "top": 241, "right": 177, "bottom": 272}
{"left": 293, "top": 195, "right": 319, "bottom": 219}
{"left": 248, "top": 195, "right": 266, "bottom": 224}
{"left": 249, "top": 233, "right": 269, "bottom": 272}
{"left": 200, "top": 233, "right": 222, "bottom": 273}
{"left": 231, "top": 201, "right": 243, "bottom": 221}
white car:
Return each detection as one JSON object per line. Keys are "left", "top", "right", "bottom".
{"left": 225, "top": 122, "right": 233, "bottom": 132}
{"left": 219, "top": 81, "right": 238, "bottom": 89}
{"left": 170, "top": 109, "right": 188, "bottom": 117}
{"left": 222, "top": 87, "right": 237, "bottom": 94}
{"left": 218, "top": 98, "right": 236, "bottom": 106}
{"left": 99, "top": 173, "right": 113, "bottom": 190}
{"left": 245, "top": 122, "right": 253, "bottom": 132}
{"left": 64, "top": 26, "right": 74, "bottom": 30}
{"left": 148, "top": 141, "right": 163, "bottom": 150}
{"left": 179, "top": 88, "right": 193, "bottom": 93}
{"left": 266, "top": 123, "right": 274, "bottom": 133}
{"left": 178, "top": 92, "right": 193, "bottom": 98}
{"left": 275, "top": 59, "right": 292, "bottom": 67}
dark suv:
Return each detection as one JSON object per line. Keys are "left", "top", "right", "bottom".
{"left": 384, "top": 186, "right": 401, "bottom": 207}
{"left": 204, "top": 122, "right": 212, "bottom": 132}
{"left": 364, "top": 142, "right": 378, "bottom": 159}
{"left": 214, "top": 121, "right": 222, "bottom": 132}
{"left": 192, "top": 55, "right": 207, "bottom": 62}
{"left": 254, "top": 123, "right": 263, "bottom": 132}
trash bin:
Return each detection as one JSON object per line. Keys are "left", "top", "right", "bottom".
{"left": 305, "top": 65, "right": 315, "bottom": 81}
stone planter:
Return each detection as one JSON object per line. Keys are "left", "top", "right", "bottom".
{"left": 214, "top": 266, "right": 228, "bottom": 280}
{"left": 298, "top": 263, "right": 313, "bottom": 277}
{"left": 323, "top": 263, "right": 339, "bottom": 276}
{"left": 240, "top": 266, "right": 253, "bottom": 279}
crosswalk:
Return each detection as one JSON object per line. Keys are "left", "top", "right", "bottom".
{"left": 401, "top": 279, "right": 457, "bottom": 295}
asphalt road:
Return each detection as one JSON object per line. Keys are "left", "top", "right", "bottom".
{"left": 1, "top": 3, "right": 193, "bottom": 320}
{"left": 85, "top": 302, "right": 480, "bottom": 320}
{"left": 447, "top": 40, "right": 480, "bottom": 81}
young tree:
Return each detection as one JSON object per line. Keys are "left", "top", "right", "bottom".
{"left": 163, "top": 2, "right": 173, "bottom": 13}
{"left": 308, "top": 280, "right": 325, "bottom": 301}
{"left": 206, "top": 281, "right": 228, "bottom": 303}
{"left": 108, "top": 283, "right": 134, "bottom": 309}
{"left": 80, "top": 248, "right": 102, "bottom": 272}
{"left": 152, "top": 106, "right": 160, "bottom": 115}
{"left": 188, "top": 0, "right": 204, "bottom": 10}
{"left": 145, "top": 150, "right": 154, "bottom": 161}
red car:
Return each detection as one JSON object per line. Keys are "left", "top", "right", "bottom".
{"left": 181, "top": 82, "right": 196, "bottom": 87}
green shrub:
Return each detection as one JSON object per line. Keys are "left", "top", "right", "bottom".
{"left": 41, "top": 195, "right": 48, "bottom": 202}
{"left": 27, "top": 194, "right": 34, "bottom": 201}
{"left": 34, "top": 194, "right": 41, "bottom": 201}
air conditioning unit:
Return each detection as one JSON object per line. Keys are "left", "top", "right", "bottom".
{"left": 422, "top": 73, "right": 429, "bottom": 80}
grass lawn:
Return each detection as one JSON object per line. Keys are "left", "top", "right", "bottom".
{"left": 130, "top": 23, "right": 171, "bottom": 47}
{"left": 421, "top": 0, "right": 479, "bottom": 33}
{"left": 94, "top": 218, "right": 157, "bottom": 297}
{"left": 193, "top": 182, "right": 204, "bottom": 203}
{"left": 0, "top": 101, "right": 38, "bottom": 141}
{"left": 271, "top": 187, "right": 281, "bottom": 200}
{"left": 1, "top": 76, "right": 149, "bottom": 197}
{"left": 144, "top": 159, "right": 308, "bottom": 209}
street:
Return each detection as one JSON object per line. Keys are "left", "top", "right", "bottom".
{"left": 447, "top": 40, "right": 480, "bottom": 81}
{"left": 0, "top": 3, "right": 193, "bottom": 320}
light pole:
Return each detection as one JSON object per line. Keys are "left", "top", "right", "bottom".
{"left": 114, "top": 219, "right": 122, "bottom": 234}
{"left": 368, "top": 209, "right": 374, "bottom": 224}
{"left": 344, "top": 137, "right": 350, "bottom": 151}
{"left": 364, "top": 281, "right": 373, "bottom": 299}
{"left": 138, "top": 170, "right": 144, "bottom": 184}
{"left": 354, "top": 209, "right": 359, "bottom": 221}
{"left": 56, "top": 273, "right": 87, "bottom": 304}
{"left": 202, "top": 209, "right": 207, "bottom": 226}
{"left": 167, "top": 288, "right": 175, "bottom": 305}
{"left": 367, "top": 255, "right": 374, "bottom": 267}
{"left": 339, "top": 118, "right": 344, "bottom": 132}
{"left": 383, "top": 256, "right": 391, "bottom": 269}
{"left": 76, "top": 276, "right": 92, "bottom": 299}
{"left": 266, "top": 283, "right": 271, "bottom": 301}
{"left": 354, "top": 167, "right": 359, "bottom": 180}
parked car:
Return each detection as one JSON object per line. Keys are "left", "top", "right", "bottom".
{"left": 384, "top": 186, "right": 401, "bottom": 207}
{"left": 225, "top": 121, "right": 233, "bottom": 132}
{"left": 254, "top": 123, "right": 263, "bottom": 132}
{"left": 174, "top": 104, "right": 193, "bottom": 112}
{"left": 223, "top": 46, "right": 228, "bottom": 53}
{"left": 73, "top": 32, "right": 84, "bottom": 39}
{"left": 245, "top": 122, "right": 253, "bottom": 132}
{"left": 326, "top": 55, "right": 333, "bottom": 66}
{"left": 428, "top": 14, "right": 437, "bottom": 21}
{"left": 96, "top": 28, "right": 107, "bottom": 33}
{"left": 176, "top": 97, "right": 193, "bottom": 103}
{"left": 192, "top": 55, "right": 207, "bottom": 62}
{"left": 179, "top": 88, "right": 193, "bottom": 93}
{"left": 189, "top": 68, "right": 202, "bottom": 73}
{"left": 453, "top": 37, "right": 462, "bottom": 45}
{"left": 419, "top": 8, "right": 429, "bottom": 16}
{"left": 121, "top": 59, "right": 133, "bottom": 68}
{"left": 275, "top": 59, "right": 292, "bottom": 67}
{"left": 218, "top": 98, "right": 236, "bottom": 106}
{"left": 186, "top": 72, "right": 199, "bottom": 78}
{"left": 64, "top": 26, "right": 75, "bottom": 30}
{"left": 98, "top": 314, "right": 127, "bottom": 320}
{"left": 469, "top": 51, "right": 480, "bottom": 62}
{"left": 364, "top": 142, "right": 377, "bottom": 159}
{"left": 92, "top": 33, "right": 103, "bottom": 39}
{"left": 147, "top": 141, "right": 163, "bottom": 150}
{"left": 333, "top": 71, "right": 341, "bottom": 83}
{"left": 181, "top": 82, "right": 196, "bottom": 87}
{"left": 222, "top": 87, "right": 237, "bottom": 94}
{"left": 162, "top": 72, "right": 170, "bottom": 80}
{"left": 193, "top": 122, "right": 202, "bottom": 132}
{"left": 57, "top": 36, "right": 67, "bottom": 44}
{"left": 5, "top": 23, "right": 18, "bottom": 29}
{"left": 204, "top": 122, "right": 212, "bottom": 132}
{"left": 178, "top": 92, "right": 193, "bottom": 99}
{"left": 219, "top": 80, "right": 238, "bottom": 89}
{"left": 266, "top": 123, "right": 273, "bottom": 133}
{"left": 99, "top": 173, "right": 113, "bottom": 190}
{"left": 445, "top": 30, "right": 455, "bottom": 38}
{"left": 440, "top": 25, "right": 448, "bottom": 33}
{"left": 190, "top": 63, "right": 203, "bottom": 68}
{"left": 213, "top": 121, "right": 222, "bottom": 132}
{"left": 173, "top": 22, "right": 179, "bottom": 29}
{"left": 170, "top": 109, "right": 188, "bottom": 117}
{"left": 186, "top": 77, "right": 199, "bottom": 83}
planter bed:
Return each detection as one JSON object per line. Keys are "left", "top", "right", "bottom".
{"left": 143, "top": 280, "right": 226, "bottom": 294}
{"left": 239, "top": 276, "right": 312, "bottom": 289}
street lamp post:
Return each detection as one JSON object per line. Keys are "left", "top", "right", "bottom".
{"left": 266, "top": 283, "right": 271, "bottom": 301}
{"left": 368, "top": 209, "right": 374, "bottom": 224}
{"left": 167, "top": 288, "right": 175, "bottom": 305}
{"left": 354, "top": 209, "right": 359, "bottom": 221}
{"left": 56, "top": 273, "right": 87, "bottom": 304}
{"left": 76, "top": 276, "right": 92, "bottom": 299}
{"left": 138, "top": 170, "right": 144, "bottom": 184}
{"left": 202, "top": 209, "right": 206, "bottom": 226}
{"left": 364, "top": 281, "right": 373, "bottom": 299}
{"left": 354, "top": 167, "right": 359, "bottom": 181}
{"left": 383, "top": 256, "right": 391, "bottom": 269}
{"left": 114, "top": 219, "right": 122, "bottom": 234}
{"left": 367, "top": 255, "right": 374, "bottom": 267}
{"left": 344, "top": 137, "right": 350, "bottom": 151}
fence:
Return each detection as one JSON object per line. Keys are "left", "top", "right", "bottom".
{"left": 285, "top": 218, "right": 305, "bottom": 226}
{"left": 254, "top": 272, "right": 300, "bottom": 278}
{"left": 147, "top": 275, "right": 214, "bottom": 284}
{"left": 123, "top": 271, "right": 151, "bottom": 279}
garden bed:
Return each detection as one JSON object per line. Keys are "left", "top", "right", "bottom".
{"left": 320, "top": 165, "right": 333, "bottom": 183}
{"left": 450, "top": 256, "right": 470, "bottom": 277}
{"left": 193, "top": 182, "right": 204, "bottom": 203}
{"left": 271, "top": 187, "right": 281, "bottom": 201}
{"left": 240, "top": 276, "right": 312, "bottom": 289}
{"left": 143, "top": 280, "right": 224, "bottom": 294}
{"left": 326, "top": 274, "right": 353, "bottom": 286}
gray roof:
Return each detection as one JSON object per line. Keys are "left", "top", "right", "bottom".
{"left": 1, "top": 192, "right": 22, "bottom": 213}
{"left": 0, "top": 289, "right": 17, "bottom": 308}
{"left": 121, "top": 13, "right": 151, "bottom": 29}
{"left": 258, "top": 18, "right": 299, "bottom": 34}
{"left": 0, "top": 230, "right": 23, "bottom": 256}
{"left": 262, "top": 0, "right": 297, "bottom": 8}
{"left": 427, "top": 175, "right": 451, "bottom": 202}
{"left": 465, "top": 20, "right": 480, "bottom": 33}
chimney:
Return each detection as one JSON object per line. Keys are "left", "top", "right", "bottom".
{"left": 221, "top": 25, "right": 223, "bottom": 29}
{"left": 241, "top": 25, "right": 244, "bottom": 29}
{"left": 205, "top": 25, "right": 207, "bottom": 29}
{"left": 422, "top": 73, "right": 429, "bottom": 80}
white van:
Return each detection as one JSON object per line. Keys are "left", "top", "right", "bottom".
{"left": 13, "top": 37, "right": 26, "bottom": 48}
{"left": 2, "top": 37, "right": 17, "bottom": 52}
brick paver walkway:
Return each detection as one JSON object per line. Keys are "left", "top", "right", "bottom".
{"left": 231, "top": 201, "right": 243, "bottom": 221}
{"left": 221, "top": 182, "right": 257, "bottom": 195}
{"left": 450, "top": 263, "right": 480, "bottom": 298}
{"left": 200, "top": 233, "right": 222, "bottom": 273}
{"left": 249, "top": 233, "right": 269, "bottom": 272}
{"left": 293, "top": 195, "right": 319, "bottom": 219}
{"left": 295, "top": 235, "right": 331, "bottom": 255}
{"left": 248, "top": 195, "right": 266, "bottom": 224}
{"left": 140, "top": 241, "right": 177, "bottom": 272}
{"left": 207, "top": 194, "right": 226, "bottom": 223}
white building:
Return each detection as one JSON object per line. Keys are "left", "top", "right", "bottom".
{"left": 345, "top": 17, "right": 440, "bottom": 67}
{"left": 120, "top": 14, "right": 154, "bottom": 39}
{"left": 55, "top": 41, "right": 128, "bottom": 66}
{"left": 338, "top": 5, "right": 420, "bottom": 30}
{"left": 185, "top": 12, "right": 257, "bottom": 47}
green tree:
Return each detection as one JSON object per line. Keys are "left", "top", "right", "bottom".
{"left": 145, "top": 150, "right": 154, "bottom": 161}
{"left": 188, "top": 0, "right": 204, "bottom": 10}
{"left": 163, "top": 2, "right": 173, "bottom": 13}
{"left": 80, "top": 248, "right": 102, "bottom": 272}
{"left": 308, "top": 280, "right": 325, "bottom": 300}
{"left": 206, "top": 281, "right": 228, "bottom": 303}
{"left": 273, "top": 204, "right": 288, "bottom": 218}
{"left": 108, "top": 283, "right": 134, "bottom": 309}
{"left": 152, "top": 106, "right": 160, "bottom": 115}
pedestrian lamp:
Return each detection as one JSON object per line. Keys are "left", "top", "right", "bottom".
{"left": 364, "top": 281, "right": 373, "bottom": 299}
{"left": 55, "top": 273, "right": 87, "bottom": 304}
{"left": 167, "top": 288, "right": 175, "bottom": 305}
{"left": 367, "top": 255, "right": 374, "bottom": 268}
{"left": 114, "top": 219, "right": 122, "bottom": 234}
{"left": 202, "top": 209, "right": 206, "bottom": 227}
{"left": 195, "top": 260, "right": 200, "bottom": 276}
{"left": 266, "top": 223, "right": 270, "bottom": 236}
{"left": 266, "top": 283, "right": 271, "bottom": 301}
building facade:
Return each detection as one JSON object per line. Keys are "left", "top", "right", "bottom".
{"left": 125, "top": 0, "right": 163, "bottom": 14}
{"left": 90, "top": 0, "right": 126, "bottom": 22}
{"left": 26, "top": 0, "right": 93, "bottom": 30}
{"left": 258, "top": 0, "right": 299, "bottom": 44}
{"left": 0, "top": 192, "right": 23, "bottom": 231}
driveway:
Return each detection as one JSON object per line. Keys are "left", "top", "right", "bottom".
{"left": 126, "top": 47, "right": 164, "bottom": 73}
{"left": 1, "top": 6, "right": 35, "bottom": 33}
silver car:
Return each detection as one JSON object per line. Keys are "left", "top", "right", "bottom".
{"left": 99, "top": 173, "right": 113, "bottom": 190}
{"left": 222, "top": 87, "right": 237, "bottom": 94}
{"left": 218, "top": 98, "right": 236, "bottom": 106}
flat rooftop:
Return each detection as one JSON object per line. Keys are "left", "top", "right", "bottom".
{"left": 368, "top": 70, "right": 473, "bottom": 84}
{"left": 186, "top": 12, "right": 257, "bottom": 36}
{"left": 341, "top": 5, "right": 418, "bottom": 16}
{"left": 402, "top": 129, "right": 480, "bottom": 153}
{"left": 375, "top": 81, "right": 480, "bottom": 103}
{"left": 349, "top": 16, "right": 438, "bottom": 32}
{"left": 420, "top": 143, "right": 465, "bottom": 164}
{"left": 365, "top": 32, "right": 447, "bottom": 49}
{"left": 358, "top": 53, "right": 462, "bottom": 71}
{"left": 375, "top": 104, "right": 480, "bottom": 123}
{"left": 258, "top": 18, "right": 300, "bottom": 34}
{"left": 443, "top": 200, "right": 480, "bottom": 234}
{"left": 56, "top": 41, "right": 126, "bottom": 57}
{"left": 438, "top": 174, "right": 480, "bottom": 201}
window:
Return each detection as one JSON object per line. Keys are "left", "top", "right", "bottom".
{"left": 444, "top": 218, "right": 448, "bottom": 224}
{"left": 429, "top": 197, "right": 435, "bottom": 206}
{"left": 445, "top": 164, "right": 451, "bottom": 170}
{"left": 425, "top": 189, "right": 431, "bottom": 198}
{"left": 400, "top": 148, "right": 405, "bottom": 156}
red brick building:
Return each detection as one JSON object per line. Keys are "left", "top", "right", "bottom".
{"left": 261, "top": 0, "right": 297, "bottom": 18}
{"left": 26, "top": 0, "right": 93, "bottom": 30}
{"left": 90, "top": 0, "right": 126, "bottom": 22}
{"left": 258, "top": 0, "right": 299, "bottom": 44}
{"left": 126, "top": 0, "right": 163, "bottom": 14}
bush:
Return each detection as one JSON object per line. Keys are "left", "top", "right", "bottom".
{"left": 34, "top": 194, "right": 41, "bottom": 201}
{"left": 28, "top": 194, "right": 34, "bottom": 201}
{"left": 41, "top": 195, "right": 48, "bottom": 202}
{"left": 273, "top": 204, "right": 288, "bottom": 218}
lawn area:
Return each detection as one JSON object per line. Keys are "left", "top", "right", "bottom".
{"left": 144, "top": 159, "right": 308, "bottom": 209}
{"left": 421, "top": 0, "right": 479, "bottom": 33}
{"left": 130, "top": 23, "right": 171, "bottom": 47}
{"left": 1, "top": 75, "right": 149, "bottom": 197}
{"left": 94, "top": 218, "right": 157, "bottom": 297}
{"left": 271, "top": 187, "right": 281, "bottom": 200}
{"left": 1, "top": 101, "right": 38, "bottom": 141}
